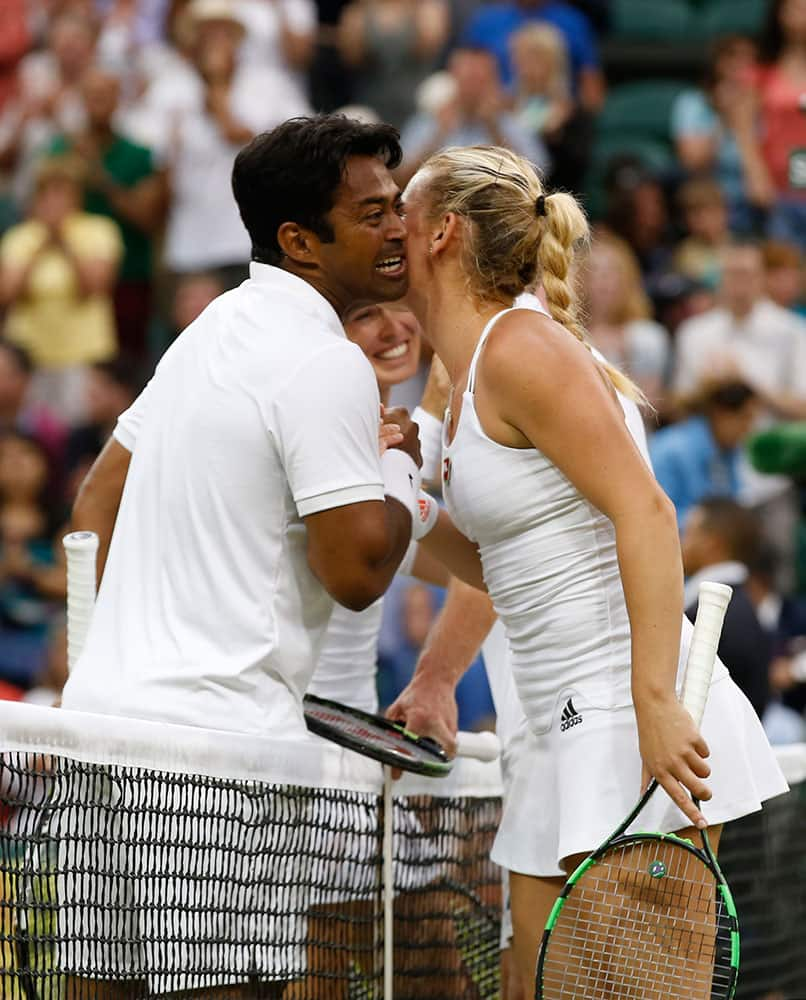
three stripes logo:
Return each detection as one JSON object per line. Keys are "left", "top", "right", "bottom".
{"left": 560, "top": 698, "right": 583, "bottom": 732}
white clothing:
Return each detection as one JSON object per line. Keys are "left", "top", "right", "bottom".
{"left": 61, "top": 264, "right": 385, "bottom": 736}
{"left": 589, "top": 319, "right": 671, "bottom": 384}
{"left": 673, "top": 299, "right": 806, "bottom": 399}
{"left": 308, "top": 542, "right": 418, "bottom": 713}
{"left": 443, "top": 308, "right": 787, "bottom": 875}
{"left": 493, "top": 671, "right": 788, "bottom": 877}
{"left": 236, "top": 0, "right": 316, "bottom": 104}
{"left": 124, "top": 62, "right": 309, "bottom": 270}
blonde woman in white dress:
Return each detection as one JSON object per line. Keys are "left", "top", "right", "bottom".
{"left": 393, "top": 145, "right": 787, "bottom": 987}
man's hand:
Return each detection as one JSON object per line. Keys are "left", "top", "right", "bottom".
{"left": 382, "top": 405, "right": 422, "bottom": 468}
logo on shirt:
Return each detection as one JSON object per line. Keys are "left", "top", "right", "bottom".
{"left": 443, "top": 456, "right": 452, "bottom": 485}
{"left": 560, "top": 698, "right": 583, "bottom": 732}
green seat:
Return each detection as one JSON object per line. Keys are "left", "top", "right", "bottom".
{"left": 699, "top": 0, "right": 767, "bottom": 37}
{"left": 610, "top": 0, "right": 693, "bottom": 41}
{"left": 597, "top": 80, "right": 690, "bottom": 143}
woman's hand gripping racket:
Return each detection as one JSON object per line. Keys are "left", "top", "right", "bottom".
{"left": 535, "top": 581, "right": 739, "bottom": 1000}
{"left": 303, "top": 693, "right": 499, "bottom": 775}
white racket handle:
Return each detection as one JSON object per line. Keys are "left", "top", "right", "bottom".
{"left": 681, "top": 581, "right": 732, "bottom": 726}
{"left": 63, "top": 531, "right": 99, "bottom": 672}
{"left": 455, "top": 730, "right": 500, "bottom": 762}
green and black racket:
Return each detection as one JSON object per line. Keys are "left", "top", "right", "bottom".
{"left": 535, "top": 581, "right": 739, "bottom": 1000}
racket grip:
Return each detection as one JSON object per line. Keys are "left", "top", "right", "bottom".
{"left": 63, "top": 531, "right": 99, "bottom": 672}
{"left": 455, "top": 730, "right": 501, "bottom": 762}
{"left": 681, "top": 581, "right": 732, "bottom": 726}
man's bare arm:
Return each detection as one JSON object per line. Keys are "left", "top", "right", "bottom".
{"left": 71, "top": 437, "right": 131, "bottom": 586}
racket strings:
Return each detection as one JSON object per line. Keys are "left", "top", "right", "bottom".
{"left": 540, "top": 840, "right": 734, "bottom": 1000}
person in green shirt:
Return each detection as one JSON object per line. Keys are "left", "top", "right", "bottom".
{"left": 50, "top": 66, "right": 166, "bottom": 364}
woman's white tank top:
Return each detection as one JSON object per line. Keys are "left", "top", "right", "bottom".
{"left": 443, "top": 308, "right": 639, "bottom": 734}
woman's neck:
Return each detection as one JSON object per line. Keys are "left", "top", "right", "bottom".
{"left": 413, "top": 277, "right": 511, "bottom": 386}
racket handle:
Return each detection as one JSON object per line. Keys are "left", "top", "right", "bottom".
{"left": 455, "top": 730, "right": 500, "bottom": 762}
{"left": 63, "top": 530, "right": 99, "bottom": 672}
{"left": 681, "top": 581, "right": 732, "bottom": 726}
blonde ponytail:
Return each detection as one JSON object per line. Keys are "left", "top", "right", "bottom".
{"left": 538, "top": 195, "right": 647, "bottom": 405}
{"left": 416, "top": 146, "right": 647, "bottom": 406}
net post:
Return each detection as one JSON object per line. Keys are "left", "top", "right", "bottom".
{"left": 383, "top": 764, "right": 394, "bottom": 1000}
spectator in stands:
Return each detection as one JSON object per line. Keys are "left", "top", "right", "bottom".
{"left": 49, "top": 66, "right": 166, "bottom": 364}
{"left": 66, "top": 359, "right": 139, "bottom": 477}
{"left": 0, "top": 431, "right": 65, "bottom": 689}
{"left": 0, "top": 0, "right": 30, "bottom": 120}
{"left": 172, "top": 270, "right": 224, "bottom": 336}
{"left": 582, "top": 230, "right": 671, "bottom": 412}
{"left": 673, "top": 177, "right": 731, "bottom": 292}
{"left": 0, "top": 341, "right": 66, "bottom": 473}
{"left": 650, "top": 378, "right": 760, "bottom": 527}
{"left": 762, "top": 239, "right": 804, "bottom": 314}
{"left": 399, "top": 46, "right": 548, "bottom": 183}
{"left": 603, "top": 158, "right": 676, "bottom": 290}
{"left": 671, "top": 35, "right": 770, "bottom": 236}
{"left": 237, "top": 0, "right": 316, "bottom": 106}
{"left": 337, "top": 0, "right": 450, "bottom": 129}
{"left": 673, "top": 242, "right": 806, "bottom": 421}
{"left": 0, "top": 12, "right": 95, "bottom": 209}
{"left": 747, "top": 543, "right": 806, "bottom": 740}
{"left": 462, "top": 0, "right": 604, "bottom": 111}
{"left": 681, "top": 497, "right": 772, "bottom": 720}
{"left": 0, "top": 156, "right": 122, "bottom": 424}
{"left": 150, "top": 0, "right": 310, "bottom": 288}
{"left": 754, "top": 0, "right": 806, "bottom": 249}
{"left": 509, "top": 21, "right": 592, "bottom": 191}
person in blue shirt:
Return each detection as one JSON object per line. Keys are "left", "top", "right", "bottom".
{"left": 650, "top": 379, "right": 760, "bottom": 527}
{"left": 462, "top": 0, "right": 604, "bottom": 109}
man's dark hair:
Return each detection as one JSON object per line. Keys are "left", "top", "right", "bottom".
{"left": 231, "top": 115, "right": 402, "bottom": 266}
{"left": 697, "top": 497, "right": 762, "bottom": 566}
{"left": 91, "top": 356, "right": 144, "bottom": 397}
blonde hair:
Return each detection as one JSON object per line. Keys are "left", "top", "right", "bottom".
{"left": 586, "top": 229, "right": 653, "bottom": 325}
{"left": 510, "top": 22, "right": 570, "bottom": 101}
{"left": 417, "top": 145, "right": 645, "bottom": 403}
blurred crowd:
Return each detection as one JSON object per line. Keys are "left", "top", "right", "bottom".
{"left": 1, "top": 0, "right": 805, "bottom": 739}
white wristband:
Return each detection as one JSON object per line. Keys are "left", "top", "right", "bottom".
{"left": 412, "top": 406, "right": 443, "bottom": 485}
{"left": 382, "top": 448, "right": 420, "bottom": 521}
{"left": 412, "top": 490, "right": 439, "bottom": 541}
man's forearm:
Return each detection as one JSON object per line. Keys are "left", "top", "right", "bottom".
{"left": 71, "top": 437, "right": 131, "bottom": 585}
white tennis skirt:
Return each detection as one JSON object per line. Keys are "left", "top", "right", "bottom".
{"left": 492, "top": 673, "right": 789, "bottom": 878}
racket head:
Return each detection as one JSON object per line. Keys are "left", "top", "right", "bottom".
{"left": 303, "top": 694, "right": 452, "bottom": 776}
{"left": 536, "top": 831, "right": 739, "bottom": 1000}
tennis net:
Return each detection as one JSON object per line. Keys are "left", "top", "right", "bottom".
{"left": 0, "top": 700, "right": 804, "bottom": 1000}
{"left": 0, "top": 700, "right": 502, "bottom": 999}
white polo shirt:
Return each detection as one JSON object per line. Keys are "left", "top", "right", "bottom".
{"left": 61, "top": 264, "right": 385, "bottom": 736}
{"left": 673, "top": 299, "right": 806, "bottom": 400}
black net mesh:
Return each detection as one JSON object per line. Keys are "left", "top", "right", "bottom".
{"left": 0, "top": 752, "right": 502, "bottom": 999}
{"left": 719, "top": 778, "right": 806, "bottom": 1000}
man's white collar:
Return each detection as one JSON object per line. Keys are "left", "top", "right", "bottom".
{"left": 684, "top": 561, "right": 748, "bottom": 608}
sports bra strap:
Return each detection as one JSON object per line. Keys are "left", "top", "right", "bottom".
{"left": 467, "top": 309, "right": 516, "bottom": 394}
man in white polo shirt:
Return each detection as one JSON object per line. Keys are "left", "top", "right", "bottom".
{"left": 61, "top": 116, "right": 420, "bottom": 738}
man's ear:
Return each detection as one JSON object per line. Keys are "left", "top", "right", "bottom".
{"left": 277, "top": 222, "right": 320, "bottom": 267}
{"left": 430, "top": 212, "right": 460, "bottom": 258}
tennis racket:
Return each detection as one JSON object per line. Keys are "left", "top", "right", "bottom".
{"left": 303, "top": 693, "right": 499, "bottom": 776}
{"left": 62, "top": 530, "right": 99, "bottom": 671}
{"left": 535, "top": 580, "right": 738, "bottom": 1000}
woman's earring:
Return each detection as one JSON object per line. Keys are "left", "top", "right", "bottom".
{"left": 428, "top": 245, "right": 433, "bottom": 255}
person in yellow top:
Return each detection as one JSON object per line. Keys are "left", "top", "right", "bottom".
{"left": 0, "top": 155, "right": 122, "bottom": 423}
